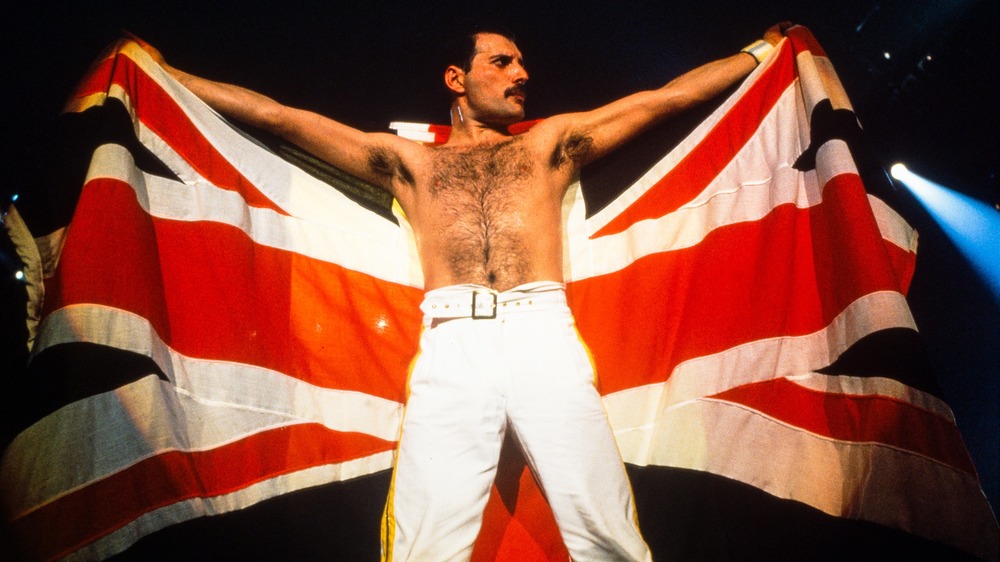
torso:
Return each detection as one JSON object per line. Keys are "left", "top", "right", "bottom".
{"left": 385, "top": 129, "right": 579, "bottom": 292}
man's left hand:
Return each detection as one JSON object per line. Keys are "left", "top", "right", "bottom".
{"left": 764, "top": 22, "right": 793, "bottom": 46}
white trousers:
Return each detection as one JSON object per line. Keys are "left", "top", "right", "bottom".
{"left": 382, "top": 282, "right": 651, "bottom": 561}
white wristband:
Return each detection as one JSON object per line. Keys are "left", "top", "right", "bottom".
{"left": 741, "top": 39, "right": 775, "bottom": 65}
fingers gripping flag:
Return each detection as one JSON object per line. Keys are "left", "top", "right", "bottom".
{"left": 2, "top": 27, "right": 996, "bottom": 561}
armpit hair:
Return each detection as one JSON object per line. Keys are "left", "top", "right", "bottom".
{"left": 551, "top": 131, "right": 595, "bottom": 169}
{"left": 367, "top": 146, "right": 415, "bottom": 185}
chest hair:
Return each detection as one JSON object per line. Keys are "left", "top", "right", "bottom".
{"left": 429, "top": 139, "right": 535, "bottom": 285}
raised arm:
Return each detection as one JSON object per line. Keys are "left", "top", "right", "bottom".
{"left": 543, "top": 24, "right": 788, "bottom": 167}
{"left": 128, "top": 35, "right": 414, "bottom": 195}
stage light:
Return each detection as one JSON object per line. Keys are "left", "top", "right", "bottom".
{"left": 891, "top": 163, "right": 1000, "bottom": 304}
{"left": 15, "top": 270, "right": 24, "bottom": 281}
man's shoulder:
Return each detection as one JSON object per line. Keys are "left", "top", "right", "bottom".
{"left": 518, "top": 114, "right": 597, "bottom": 168}
{"left": 370, "top": 131, "right": 435, "bottom": 167}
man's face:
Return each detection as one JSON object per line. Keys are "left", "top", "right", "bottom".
{"left": 462, "top": 33, "right": 529, "bottom": 125}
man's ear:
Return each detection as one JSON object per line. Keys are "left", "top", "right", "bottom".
{"left": 444, "top": 65, "right": 466, "bottom": 95}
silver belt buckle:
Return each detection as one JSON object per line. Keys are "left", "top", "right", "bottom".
{"left": 471, "top": 290, "right": 498, "bottom": 319}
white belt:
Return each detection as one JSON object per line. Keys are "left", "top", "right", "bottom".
{"left": 421, "top": 282, "right": 566, "bottom": 320}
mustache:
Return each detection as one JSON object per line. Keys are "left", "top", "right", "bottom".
{"left": 505, "top": 85, "right": 527, "bottom": 98}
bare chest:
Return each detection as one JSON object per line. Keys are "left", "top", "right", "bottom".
{"left": 429, "top": 139, "right": 535, "bottom": 201}
{"left": 410, "top": 139, "right": 557, "bottom": 289}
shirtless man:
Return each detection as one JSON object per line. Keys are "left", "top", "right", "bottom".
{"left": 136, "top": 24, "right": 784, "bottom": 561}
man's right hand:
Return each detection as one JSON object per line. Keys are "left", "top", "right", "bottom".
{"left": 123, "top": 31, "right": 170, "bottom": 70}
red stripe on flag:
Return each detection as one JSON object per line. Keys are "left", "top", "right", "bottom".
{"left": 473, "top": 447, "right": 567, "bottom": 561}
{"left": 591, "top": 47, "right": 797, "bottom": 237}
{"left": 11, "top": 423, "right": 394, "bottom": 562}
{"left": 43, "top": 177, "right": 421, "bottom": 401}
{"left": 43, "top": 178, "right": 170, "bottom": 329}
{"left": 69, "top": 49, "right": 289, "bottom": 216}
{"left": 68, "top": 55, "right": 116, "bottom": 103}
{"left": 570, "top": 174, "right": 905, "bottom": 395}
{"left": 710, "top": 377, "right": 977, "bottom": 474}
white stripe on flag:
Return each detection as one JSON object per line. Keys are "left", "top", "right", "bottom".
{"left": 585, "top": 41, "right": 790, "bottom": 233}
{"left": 84, "top": 143, "right": 419, "bottom": 285}
{"left": 603, "top": 290, "right": 919, "bottom": 444}
{"left": 9, "top": 304, "right": 403, "bottom": 518}
{"left": 63, "top": 452, "right": 393, "bottom": 562}
{"left": 626, "top": 398, "right": 995, "bottom": 561}
{"left": 570, "top": 84, "right": 832, "bottom": 278}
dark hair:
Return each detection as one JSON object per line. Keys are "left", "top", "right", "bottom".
{"left": 442, "top": 28, "right": 517, "bottom": 72}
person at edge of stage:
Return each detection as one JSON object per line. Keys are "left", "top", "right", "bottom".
{"left": 132, "top": 22, "right": 788, "bottom": 561}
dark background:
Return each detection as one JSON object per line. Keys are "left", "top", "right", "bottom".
{"left": 4, "top": 0, "right": 997, "bottom": 513}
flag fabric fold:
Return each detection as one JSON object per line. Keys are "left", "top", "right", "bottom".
{"left": 2, "top": 26, "right": 995, "bottom": 561}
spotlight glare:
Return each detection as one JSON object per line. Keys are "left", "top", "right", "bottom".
{"left": 892, "top": 166, "right": 1000, "bottom": 304}
{"left": 883, "top": 51, "right": 892, "bottom": 60}
{"left": 15, "top": 270, "right": 24, "bottom": 281}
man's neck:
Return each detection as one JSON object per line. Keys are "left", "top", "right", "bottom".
{"left": 446, "top": 105, "right": 515, "bottom": 147}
